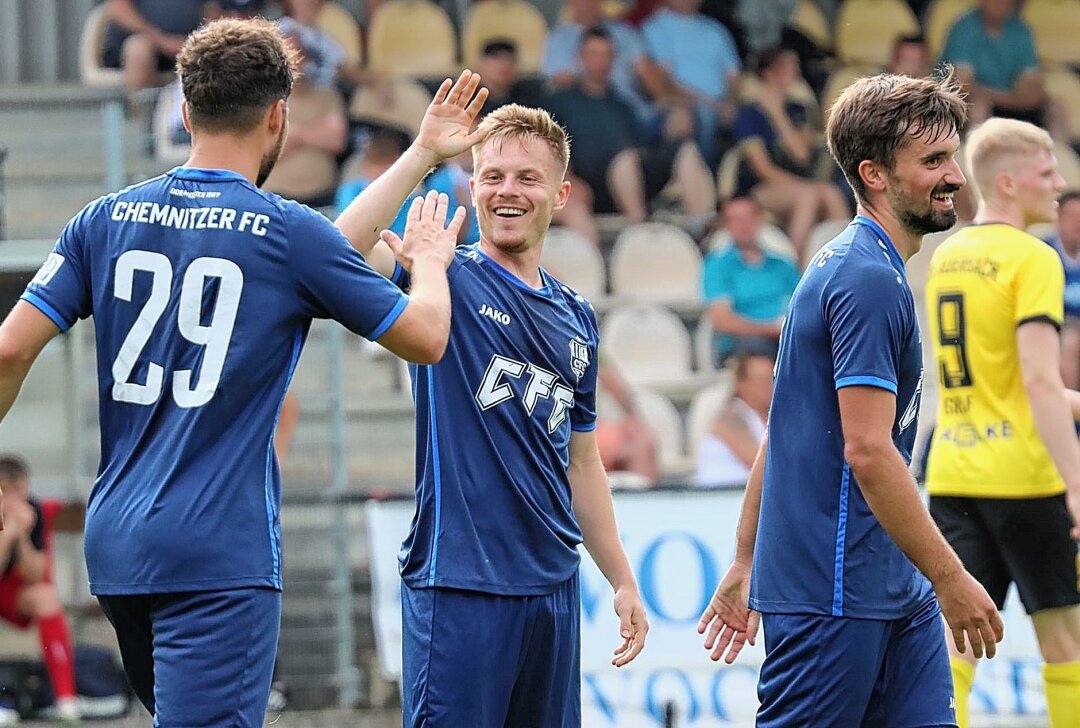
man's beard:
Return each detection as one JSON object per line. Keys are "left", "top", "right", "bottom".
{"left": 256, "top": 125, "right": 286, "bottom": 188}
{"left": 890, "top": 183, "right": 959, "bottom": 236}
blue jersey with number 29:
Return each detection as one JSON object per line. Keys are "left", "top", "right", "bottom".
{"left": 22, "top": 167, "right": 408, "bottom": 595}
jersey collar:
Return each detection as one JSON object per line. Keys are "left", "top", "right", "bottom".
{"left": 854, "top": 214, "right": 906, "bottom": 271}
{"left": 470, "top": 244, "right": 553, "bottom": 297}
{"left": 168, "top": 167, "right": 250, "bottom": 183}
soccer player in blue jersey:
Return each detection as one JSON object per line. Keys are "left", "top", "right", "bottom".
{"left": 697, "top": 71, "right": 1005, "bottom": 725}
{"left": 0, "top": 17, "right": 490, "bottom": 726}
{"left": 337, "top": 104, "right": 649, "bottom": 727}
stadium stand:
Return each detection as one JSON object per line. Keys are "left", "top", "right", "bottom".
{"left": 834, "top": 0, "right": 921, "bottom": 67}
{"left": 631, "top": 386, "right": 692, "bottom": 478}
{"left": 609, "top": 222, "right": 702, "bottom": 304}
{"left": 366, "top": 0, "right": 457, "bottom": 77}
{"left": 684, "top": 372, "right": 736, "bottom": 461}
{"left": 1021, "top": 0, "right": 1080, "bottom": 67}
{"left": 461, "top": 0, "right": 550, "bottom": 74}
{"left": 539, "top": 227, "right": 608, "bottom": 301}
{"left": 924, "top": 0, "right": 975, "bottom": 57}
{"left": 78, "top": 3, "right": 174, "bottom": 88}
{"left": 315, "top": 1, "right": 363, "bottom": 66}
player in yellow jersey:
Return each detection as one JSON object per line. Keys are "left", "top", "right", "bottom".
{"left": 925, "top": 117, "right": 1080, "bottom": 728}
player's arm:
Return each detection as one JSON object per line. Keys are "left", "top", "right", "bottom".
{"left": 334, "top": 71, "right": 489, "bottom": 278}
{"left": 838, "top": 386, "right": 1003, "bottom": 657}
{"left": 698, "top": 432, "right": 765, "bottom": 663}
{"left": 0, "top": 302, "right": 61, "bottom": 424}
{"left": 566, "top": 429, "right": 648, "bottom": 667}
{"left": 1019, "top": 321, "right": 1080, "bottom": 537}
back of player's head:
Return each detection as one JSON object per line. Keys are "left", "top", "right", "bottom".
{"left": 826, "top": 70, "right": 966, "bottom": 204}
{"left": 965, "top": 117, "right": 1054, "bottom": 199}
{"left": 473, "top": 104, "right": 570, "bottom": 176}
{"left": 176, "top": 17, "right": 299, "bottom": 134}
{"left": 0, "top": 455, "right": 29, "bottom": 486}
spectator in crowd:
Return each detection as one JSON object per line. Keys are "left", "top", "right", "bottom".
{"left": 277, "top": 0, "right": 371, "bottom": 88}
{"left": 337, "top": 130, "right": 479, "bottom": 243}
{"left": 695, "top": 351, "right": 773, "bottom": 489}
{"left": 541, "top": 0, "right": 695, "bottom": 143}
{"left": 547, "top": 27, "right": 715, "bottom": 236}
{"left": 641, "top": 0, "right": 742, "bottom": 166}
{"left": 476, "top": 40, "right": 546, "bottom": 118}
{"left": 732, "top": 46, "right": 850, "bottom": 258}
{"left": 0, "top": 456, "right": 79, "bottom": 722}
{"left": 595, "top": 357, "right": 661, "bottom": 485}
{"left": 261, "top": 30, "right": 349, "bottom": 205}
{"left": 702, "top": 196, "right": 799, "bottom": 366}
{"left": 889, "top": 34, "right": 933, "bottom": 79}
{"left": 735, "top": 0, "right": 829, "bottom": 95}
{"left": 1047, "top": 190, "right": 1080, "bottom": 389}
{"left": 100, "top": 0, "right": 204, "bottom": 106}
{"left": 939, "top": 0, "right": 1068, "bottom": 140}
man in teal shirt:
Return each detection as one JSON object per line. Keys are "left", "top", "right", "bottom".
{"left": 939, "top": 0, "right": 1064, "bottom": 137}
{"left": 702, "top": 196, "right": 799, "bottom": 366}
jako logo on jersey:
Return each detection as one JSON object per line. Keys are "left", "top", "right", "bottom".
{"left": 32, "top": 253, "right": 65, "bottom": 286}
{"left": 479, "top": 303, "right": 511, "bottom": 325}
{"left": 899, "top": 369, "right": 923, "bottom": 432}
{"left": 570, "top": 339, "right": 590, "bottom": 381}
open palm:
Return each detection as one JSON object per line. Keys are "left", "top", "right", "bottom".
{"left": 416, "top": 70, "right": 490, "bottom": 161}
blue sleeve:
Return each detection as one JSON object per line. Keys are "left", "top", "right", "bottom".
{"left": 702, "top": 253, "right": 735, "bottom": 302}
{"left": 825, "top": 264, "right": 911, "bottom": 394}
{"left": 570, "top": 303, "right": 599, "bottom": 431}
{"left": 734, "top": 104, "right": 768, "bottom": 143}
{"left": 21, "top": 200, "right": 98, "bottom": 331}
{"left": 641, "top": 19, "right": 670, "bottom": 64}
{"left": 286, "top": 203, "right": 409, "bottom": 341}
{"left": 541, "top": 24, "right": 578, "bottom": 78}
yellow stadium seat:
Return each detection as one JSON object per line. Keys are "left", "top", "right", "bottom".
{"left": 821, "top": 64, "right": 876, "bottom": 121}
{"left": 834, "top": 0, "right": 920, "bottom": 67}
{"left": 1055, "top": 141, "right": 1080, "bottom": 189}
{"left": 462, "top": 0, "right": 549, "bottom": 74}
{"left": 315, "top": 1, "right": 362, "bottom": 66}
{"left": 1044, "top": 66, "right": 1080, "bottom": 143}
{"left": 367, "top": 0, "right": 457, "bottom": 78}
{"left": 924, "top": 0, "right": 976, "bottom": 57}
{"left": 1022, "top": 0, "right": 1080, "bottom": 66}
{"left": 791, "top": 0, "right": 832, "bottom": 50}
{"left": 348, "top": 77, "right": 432, "bottom": 136}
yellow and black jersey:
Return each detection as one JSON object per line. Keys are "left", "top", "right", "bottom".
{"left": 925, "top": 223, "right": 1066, "bottom": 498}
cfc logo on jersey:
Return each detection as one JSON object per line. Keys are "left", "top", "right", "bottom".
{"left": 570, "top": 339, "right": 590, "bottom": 381}
{"left": 32, "top": 253, "right": 65, "bottom": 286}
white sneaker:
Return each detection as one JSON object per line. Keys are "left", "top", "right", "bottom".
{"left": 0, "top": 706, "right": 19, "bottom": 726}
{"left": 54, "top": 697, "right": 81, "bottom": 723}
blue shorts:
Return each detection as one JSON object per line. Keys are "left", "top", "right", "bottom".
{"left": 98, "top": 587, "right": 281, "bottom": 727}
{"left": 401, "top": 573, "right": 581, "bottom": 728}
{"left": 758, "top": 597, "right": 956, "bottom": 727}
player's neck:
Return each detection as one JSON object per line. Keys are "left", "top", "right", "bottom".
{"left": 973, "top": 200, "right": 1023, "bottom": 230}
{"left": 856, "top": 202, "right": 920, "bottom": 263}
{"left": 479, "top": 239, "right": 544, "bottom": 289}
{"left": 185, "top": 136, "right": 263, "bottom": 185}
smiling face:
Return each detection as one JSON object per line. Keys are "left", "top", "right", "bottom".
{"left": 470, "top": 135, "right": 571, "bottom": 256}
{"left": 881, "top": 128, "right": 965, "bottom": 236}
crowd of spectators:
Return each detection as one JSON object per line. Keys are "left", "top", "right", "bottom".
{"left": 84, "top": 0, "right": 1080, "bottom": 487}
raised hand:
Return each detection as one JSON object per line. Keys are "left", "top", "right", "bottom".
{"left": 379, "top": 190, "right": 465, "bottom": 272}
{"left": 415, "top": 70, "right": 491, "bottom": 163}
{"left": 611, "top": 585, "right": 649, "bottom": 667}
{"left": 698, "top": 561, "right": 759, "bottom": 664}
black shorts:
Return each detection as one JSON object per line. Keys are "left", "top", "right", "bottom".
{"left": 101, "top": 23, "right": 176, "bottom": 72}
{"left": 929, "top": 494, "right": 1080, "bottom": 615}
{"left": 576, "top": 142, "right": 679, "bottom": 215}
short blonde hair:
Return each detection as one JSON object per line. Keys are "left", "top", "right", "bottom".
{"left": 473, "top": 104, "right": 570, "bottom": 175}
{"left": 966, "top": 117, "right": 1054, "bottom": 199}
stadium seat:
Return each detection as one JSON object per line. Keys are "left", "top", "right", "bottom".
{"left": 367, "top": 0, "right": 457, "bottom": 78}
{"left": 1044, "top": 66, "right": 1080, "bottom": 140}
{"left": 739, "top": 74, "right": 821, "bottom": 126}
{"left": 316, "top": 1, "right": 362, "bottom": 66}
{"left": 539, "top": 227, "right": 607, "bottom": 301}
{"left": 461, "top": 0, "right": 549, "bottom": 74}
{"left": 790, "top": 0, "right": 832, "bottom": 50}
{"left": 79, "top": 3, "right": 174, "bottom": 88}
{"left": 834, "top": 0, "right": 920, "bottom": 67}
{"left": 1022, "top": 0, "right": 1080, "bottom": 67}
{"left": 348, "top": 77, "right": 432, "bottom": 136}
{"left": 601, "top": 303, "right": 693, "bottom": 386}
{"left": 609, "top": 222, "right": 702, "bottom": 304}
{"left": 685, "top": 373, "right": 736, "bottom": 460}
{"left": 631, "top": 387, "right": 690, "bottom": 477}
{"left": 806, "top": 218, "right": 851, "bottom": 257}
{"left": 924, "top": 0, "right": 975, "bottom": 57}
{"left": 1055, "top": 141, "right": 1080, "bottom": 189}
{"left": 704, "top": 223, "right": 798, "bottom": 263}
{"left": 694, "top": 310, "right": 716, "bottom": 374}
{"left": 821, "top": 64, "right": 872, "bottom": 121}
{"left": 716, "top": 142, "right": 746, "bottom": 202}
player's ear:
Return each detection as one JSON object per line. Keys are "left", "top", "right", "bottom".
{"left": 858, "top": 159, "right": 887, "bottom": 194}
{"left": 267, "top": 99, "right": 287, "bottom": 136}
{"left": 180, "top": 101, "right": 193, "bottom": 134}
{"left": 554, "top": 178, "right": 572, "bottom": 211}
